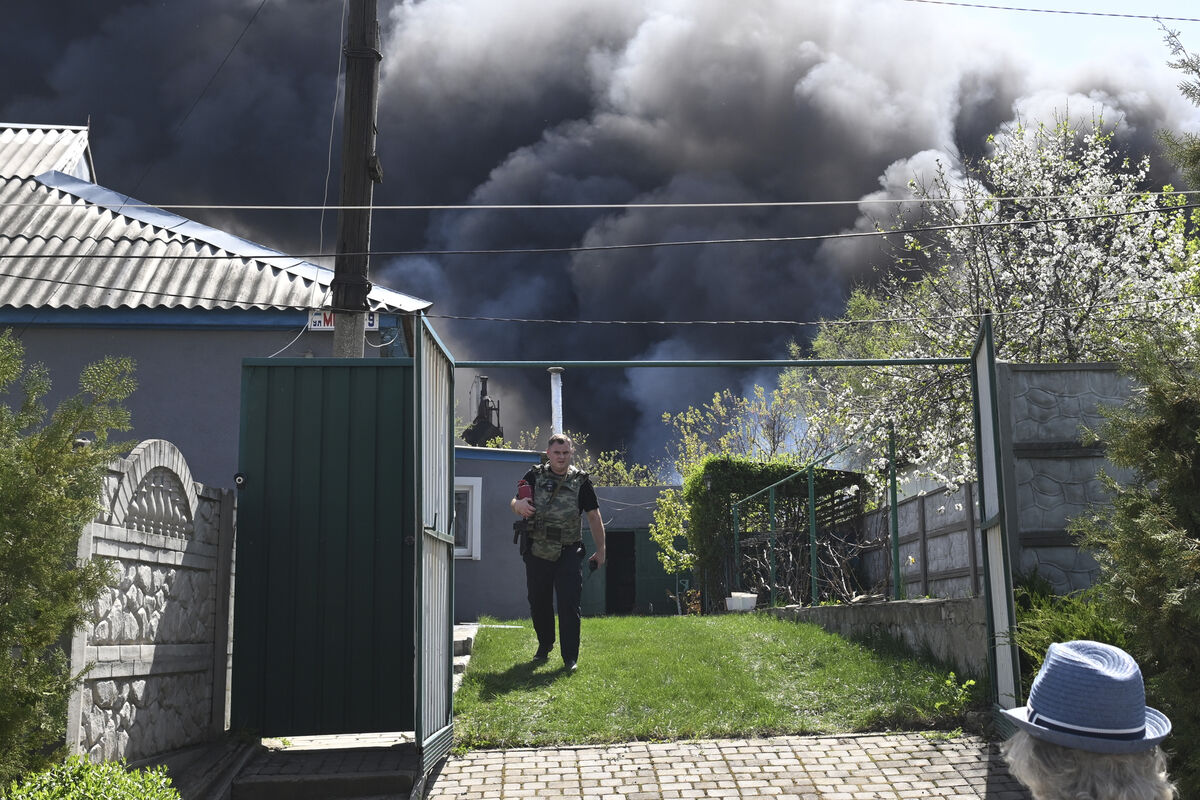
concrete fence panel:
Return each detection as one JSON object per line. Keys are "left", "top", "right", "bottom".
{"left": 68, "top": 439, "right": 235, "bottom": 764}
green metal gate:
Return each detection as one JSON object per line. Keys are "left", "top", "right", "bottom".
{"left": 232, "top": 316, "right": 455, "bottom": 770}
{"left": 232, "top": 359, "right": 416, "bottom": 737}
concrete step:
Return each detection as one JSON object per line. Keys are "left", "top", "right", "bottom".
{"left": 452, "top": 623, "right": 476, "bottom": 657}
{"left": 231, "top": 739, "right": 420, "bottom": 800}
{"left": 137, "top": 737, "right": 258, "bottom": 800}
{"left": 453, "top": 655, "right": 470, "bottom": 675}
{"left": 233, "top": 769, "right": 416, "bottom": 800}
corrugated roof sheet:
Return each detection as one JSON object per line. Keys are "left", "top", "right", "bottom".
{"left": 0, "top": 124, "right": 431, "bottom": 314}
{"left": 0, "top": 123, "right": 92, "bottom": 180}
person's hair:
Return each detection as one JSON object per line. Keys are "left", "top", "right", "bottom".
{"left": 547, "top": 433, "right": 573, "bottom": 449}
{"left": 1001, "top": 730, "right": 1176, "bottom": 800}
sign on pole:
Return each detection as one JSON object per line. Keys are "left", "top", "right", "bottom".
{"left": 309, "top": 310, "right": 379, "bottom": 331}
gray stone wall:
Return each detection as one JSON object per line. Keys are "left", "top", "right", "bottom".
{"left": 998, "top": 363, "right": 1132, "bottom": 594}
{"left": 860, "top": 363, "right": 1131, "bottom": 600}
{"left": 68, "top": 440, "right": 235, "bottom": 764}
{"left": 766, "top": 597, "right": 988, "bottom": 678}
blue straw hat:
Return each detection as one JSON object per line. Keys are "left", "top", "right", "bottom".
{"left": 1003, "top": 640, "right": 1171, "bottom": 754}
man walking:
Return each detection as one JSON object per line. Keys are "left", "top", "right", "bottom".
{"left": 510, "top": 433, "right": 605, "bottom": 671}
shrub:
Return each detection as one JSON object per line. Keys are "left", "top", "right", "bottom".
{"left": 1011, "top": 572, "right": 1127, "bottom": 694}
{"left": 1070, "top": 333, "right": 1200, "bottom": 796}
{"left": 0, "top": 331, "right": 135, "bottom": 785}
{"left": 5, "top": 755, "right": 179, "bottom": 800}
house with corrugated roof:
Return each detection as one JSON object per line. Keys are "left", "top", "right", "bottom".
{"left": 0, "top": 122, "right": 431, "bottom": 485}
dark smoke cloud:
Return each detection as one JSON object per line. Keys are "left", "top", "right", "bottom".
{"left": 4, "top": 0, "right": 1197, "bottom": 463}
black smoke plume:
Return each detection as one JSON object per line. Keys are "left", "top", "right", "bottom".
{"left": 3, "top": 0, "right": 1194, "bottom": 462}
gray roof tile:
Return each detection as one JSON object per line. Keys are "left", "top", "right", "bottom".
{"left": 0, "top": 124, "right": 430, "bottom": 314}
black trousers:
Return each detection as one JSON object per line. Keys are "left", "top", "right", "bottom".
{"left": 524, "top": 542, "right": 585, "bottom": 663}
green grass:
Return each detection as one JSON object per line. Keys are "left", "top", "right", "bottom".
{"left": 453, "top": 614, "right": 982, "bottom": 751}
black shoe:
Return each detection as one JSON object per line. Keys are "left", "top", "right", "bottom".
{"left": 564, "top": 660, "right": 577, "bottom": 672}
{"left": 532, "top": 648, "right": 551, "bottom": 662}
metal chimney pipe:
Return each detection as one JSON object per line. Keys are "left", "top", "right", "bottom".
{"left": 548, "top": 367, "right": 564, "bottom": 434}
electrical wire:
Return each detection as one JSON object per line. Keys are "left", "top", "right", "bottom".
{"left": 176, "top": 0, "right": 271, "bottom": 136}
{"left": 1, "top": 268, "right": 1197, "bottom": 326}
{"left": 0, "top": 266, "right": 358, "bottom": 312}
{"left": 12, "top": 0, "right": 270, "bottom": 339}
{"left": 3, "top": 189, "right": 1198, "bottom": 212}
{"left": 365, "top": 329, "right": 400, "bottom": 349}
{"left": 270, "top": 0, "right": 349, "bottom": 359}
{"left": 594, "top": 495, "right": 666, "bottom": 509}
{"left": 318, "top": 0, "right": 349, "bottom": 256}
{"left": 428, "top": 291, "right": 1200, "bottom": 328}
{"left": 899, "top": 0, "right": 1200, "bottom": 23}
{"left": 4, "top": 200, "right": 1196, "bottom": 263}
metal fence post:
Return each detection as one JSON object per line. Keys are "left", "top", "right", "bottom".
{"left": 732, "top": 504, "right": 741, "bottom": 591}
{"left": 769, "top": 487, "right": 777, "bottom": 608}
{"left": 808, "top": 464, "right": 818, "bottom": 605}
{"left": 889, "top": 422, "right": 901, "bottom": 600}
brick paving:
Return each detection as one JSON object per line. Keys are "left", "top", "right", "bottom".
{"left": 425, "top": 732, "right": 1032, "bottom": 799}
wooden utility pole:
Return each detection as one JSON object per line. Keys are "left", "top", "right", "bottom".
{"left": 332, "top": 0, "right": 383, "bottom": 358}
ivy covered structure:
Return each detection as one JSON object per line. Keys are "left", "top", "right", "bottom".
{"left": 652, "top": 455, "right": 868, "bottom": 611}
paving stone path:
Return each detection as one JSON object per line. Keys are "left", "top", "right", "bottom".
{"left": 425, "top": 732, "right": 1033, "bottom": 799}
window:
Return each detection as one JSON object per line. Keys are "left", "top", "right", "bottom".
{"left": 453, "top": 477, "right": 482, "bottom": 560}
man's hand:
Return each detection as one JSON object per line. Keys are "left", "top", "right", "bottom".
{"left": 513, "top": 496, "right": 535, "bottom": 518}
{"left": 589, "top": 546, "right": 606, "bottom": 569}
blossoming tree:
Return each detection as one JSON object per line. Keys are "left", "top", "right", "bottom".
{"left": 798, "top": 118, "right": 1200, "bottom": 487}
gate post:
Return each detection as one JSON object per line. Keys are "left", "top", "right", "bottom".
{"left": 888, "top": 423, "right": 901, "bottom": 600}
{"left": 768, "top": 487, "right": 777, "bottom": 608}
{"left": 971, "top": 312, "right": 1021, "bottom": 712}
{"left": 807, "top": 465, "right": 818, "bottom": 604}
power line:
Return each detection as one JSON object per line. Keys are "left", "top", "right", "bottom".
{"left": 428, "top": 291, "right": 1200, "bottom": 328}
{"left": 5, "top": 251, "right": 1192, "bottom": 327}
{"left": 4, "top": 199, "right": 1193, "bottom": 262}
{"left": 899, "top": 0, "right": 1200, "bottom": 23}
{"left": 174, "top": 0, "right": 271, "bottom": 136}
{"left": 4, "top": 189, "right": 1198, "bottom": 212}
{"left": 13, "top": 0, "right": 270, "bottom": 339}
{"left": 270, "top": 0, "right": 351, "bottom": 360}
{"left": 0, "top": 267, "right": 362, "bottom": 312}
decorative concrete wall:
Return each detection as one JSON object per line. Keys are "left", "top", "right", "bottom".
{"left": 858, "top": 364, "right": 1130, "bottom": 600}
{"left": 766, "top": 597, "right": 988, "bottom": 678}
{"left": 67, "top": 440, "right": 235, "bottom": 764}
{"left": 997, "top": 363, "right": 1132, "bottom": 594}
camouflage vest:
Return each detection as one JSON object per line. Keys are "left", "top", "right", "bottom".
{"left": 528, "top": 463, "right": 586, "bottom": 561}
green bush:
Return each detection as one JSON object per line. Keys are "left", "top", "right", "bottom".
{"left": 650, "top": 455, "right": 820, "bottom": 601}
{"left": 0, "top": 331, "right": 135, "bottom": 785}
{"left": 1011, "top": 572, "right": 1127, "bottom": 694}
{"left": 4, "top": 756, "right": 178, "bottom": 800}
{"left": 1069, "top": 333, "right": 1200, "bottom": 796}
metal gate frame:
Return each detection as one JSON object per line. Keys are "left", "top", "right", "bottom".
{"left": 970, "top": 312, "right": 1021, "bottom": 711}
{"left": 455, "top": 313, "right": 1022, "bottom": 717}
{"left": 232, "top": 317, "right": 459, "bottom": 778}
{"left": 414, "top": 315, "right": 456, "bottom": 773}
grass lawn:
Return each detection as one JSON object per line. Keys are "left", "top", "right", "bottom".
{"left": 453, "top": 613, "right": 981, "bottom": 751}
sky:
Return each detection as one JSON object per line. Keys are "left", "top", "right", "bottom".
{"left": 4, "top": 0, "right": 1200, "bottom": 464}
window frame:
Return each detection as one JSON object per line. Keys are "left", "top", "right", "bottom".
{"left": 453, "top": 477, "right": 483, "bottom": 560}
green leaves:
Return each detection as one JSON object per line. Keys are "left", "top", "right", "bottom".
{"left": 5, "top": 755, "right": 179, "bottom": 800}
{"left": 0, "top": 330, "right": 136, "bottom": 787}
{"left": 1068, "top": 332, "right": 1200, "bottom": 795}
